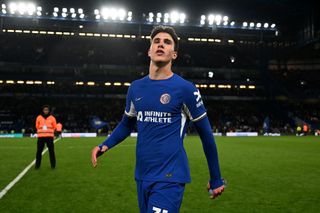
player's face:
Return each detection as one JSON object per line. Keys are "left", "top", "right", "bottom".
{"left": 43, "top": 107, "right": 49, "bottom": 115}
{"left": 148, "top": 32, "right": 177, "bottom": 64}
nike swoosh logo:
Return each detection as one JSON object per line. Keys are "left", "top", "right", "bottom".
{"left": 135, "top": 97, "right": 143, "bottom": 101}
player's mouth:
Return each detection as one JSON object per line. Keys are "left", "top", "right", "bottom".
{"left": 156, "top": 49, "right": 165, "bottom": 55}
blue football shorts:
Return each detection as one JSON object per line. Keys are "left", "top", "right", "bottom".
{"left": 136, "top": 180, "right": 185, "bottom": 213}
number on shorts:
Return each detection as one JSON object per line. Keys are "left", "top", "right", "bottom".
{"left": 152, "top": 206, "right": 168, "bottom": 213}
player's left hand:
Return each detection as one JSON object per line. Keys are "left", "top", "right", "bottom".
{"left": 207, "top": 179, "right": 226, "bottom": 199}
{"left": 91, "top": 146, "right": 108, "bottom": 167}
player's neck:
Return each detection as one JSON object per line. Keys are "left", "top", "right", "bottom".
{"left": 149, "top": 61, "right": 173, "bottom": 80}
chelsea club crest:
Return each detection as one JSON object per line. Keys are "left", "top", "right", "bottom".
{"left": 160, "top": 93, "right": 171, "bottom": 104}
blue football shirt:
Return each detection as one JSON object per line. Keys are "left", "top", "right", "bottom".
{"left": 125, "top": 74, "right": 207, "bottom": 183}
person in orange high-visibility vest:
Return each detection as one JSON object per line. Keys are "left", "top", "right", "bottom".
{"left": 55, "top": 122, "right": 63, "bottom": 138}
{"left": 303, "top": 123, "right": 308, "bottom": 136}
{"left": 35, "top": 105, "right": 57, "bottom": 169}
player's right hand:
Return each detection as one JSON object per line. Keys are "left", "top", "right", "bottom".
{"left": 91, "top": 145, "right": 108, "bottom": 167}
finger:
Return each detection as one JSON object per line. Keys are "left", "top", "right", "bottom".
{"left": 91, "top": 147, "right": 98, "bottom": 167}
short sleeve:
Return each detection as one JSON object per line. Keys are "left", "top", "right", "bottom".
{"left": 124, "top": 85, "right": 137, "bottom": 117}
{"left": 183, "top": 83, "right": 207, "bottom": 122}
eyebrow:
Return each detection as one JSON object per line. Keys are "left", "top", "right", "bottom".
{"left": 153, "top": 38, "right": 173, "bottom": 44}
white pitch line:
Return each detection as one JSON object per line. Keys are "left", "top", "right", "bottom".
{"left": 0, "top": 138, "right": 61, "bottom": 199}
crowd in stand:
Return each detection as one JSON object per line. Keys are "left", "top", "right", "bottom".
{"left": 0, "top": 33, "right": 319, "bottom": 135}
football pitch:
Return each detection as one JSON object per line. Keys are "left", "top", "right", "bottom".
{"left": 0, "top": 136, "right": 319, "bottom": 213}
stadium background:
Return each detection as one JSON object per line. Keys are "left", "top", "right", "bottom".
{"left": 0, "top": 0, "right": 320, "bottom": 212}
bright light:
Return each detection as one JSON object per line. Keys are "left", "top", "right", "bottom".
{"left": 94, "top": 9, "right": 99, "bottom": 15}
{"left": 208, "top": 14, "right": 215, "bottom": 25}
{"left": 201, "top": 15, "right": 206, "bottom": 20}
{"left": 223, "top": 21, "right": 228, "bottom": 26}
{"left": 256, "top": 23, "right": 262, "bottom": 28}
{"left": 157, "top": 12, "right": 162, "bottom": 18}
{"left": 62, "top": 13, "right": 67, "bottom": 18}
{"left": 2, "top": 9, "right": 6, "bottom": 14}
{"left": 54, "top": 7, "right": 59, "bottom": 12}
{"left": 208, "top": 71, "right": 214, "bottom": 78}
{"left": 180, "top": 13, "right": 186, "bottom": 23}
{"left": 53, "top": 12, "right": 58, "bottom": 17}
{"left": 62, "top": 8, "right": 67, "bottom": 13}
{"left": 119, "top": 9, "right": 126, "bottom": 20}
{"left": 36, "top": 11, "right": 41, "bottom": 16}
{"left": 71, "top": 13, "right": 76, "bottom": 18}
{"left": 200, "top": 20, "right": 205, "bottom": 25}
{"left": 215, "top": 15, "right": 222, "bottom": 22}
{"left": 79, "top": 14, "right": 85, "bottom": 19}
{"left": 9, "top": 2, "right": 17, "bottom": 14}
{"left": 2, "top": 4, "right": 6, "bottom": 9}
{"left": 170, "top": 11, "right": 179, "bottom": 23}
{"left": 242, "top": 22, "right": 248, "bottom": 27}
{"left": 223, "top": 16, "right": 229, "bottom": 22}
{"left": 78, "top": 8, "right": 83, "bottom": 14}
{"left": 230, "top": 21, "right": 235, "bottom": 26}
{"left": 70, "top": 8, "right": 75, "bottom": 13}
{"left": 149, "top": 12, "right": 154, "bottom": 18}
{"left": 164, "top": 13, "right": 169, "bottom": 19}
{"left": 271, "top": 23, "right": 276, "bottom": 28}
{"left": 95, "top": 14, "right": 101, "bottom": 20}
{"left": 156, "top": 17, "right": 161, "bottom": 23}
{"left": 264, "top": 23, "right": 269, "bottom": 28}
{"left": 249, "top": 22, "right": 255, "bottom": 28}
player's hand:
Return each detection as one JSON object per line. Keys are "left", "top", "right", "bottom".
{"left": 91, "top": 145, "right": 108, "bottom": 167}
{"left": 207, "top": 179, "right": 226, "bottom": 199}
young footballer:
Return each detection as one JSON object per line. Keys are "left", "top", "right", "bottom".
{"left": 92, "top": 25, "right": 225, "bottom": 213}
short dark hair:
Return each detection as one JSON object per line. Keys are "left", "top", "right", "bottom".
{"left": 150, "top": 26, "right": 179, "bottom": 51}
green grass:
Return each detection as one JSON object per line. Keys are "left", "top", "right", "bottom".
{"left": 0, "top": 136, "right": 320, "bottom": 212}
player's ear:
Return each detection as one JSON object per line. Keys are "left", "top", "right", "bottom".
{"left": 172, "top": 51, "right": 178, "bottom": 60}
{"left": 148, "top": 48, "right": 151, "bottom": 57}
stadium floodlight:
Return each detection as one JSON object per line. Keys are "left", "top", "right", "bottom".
{"left": 110, "top": 8, "right": 117, "bottom": 20}
{"left": 78, "top": 8, "right": 83, "bottom": 14}
{"left": 242, "top": 22, "right": 248, "bottom": 27}
{"left": 249, "top": 22, "right": 255, "bottom": 28}
{"left": 208, "top": 14, "right": 215, "bottom": 25}
{"left": 271, "top": 23, "right": 276, "bottom": 28}
{"left": 156, "top": 17, "right": 161, "bottom": 23}
{"left": 230, "top": 21, "right": 235, "bottom": 26}
{"left": 119, "top": 9, "right": 126, "bottom": 20}
{"left": 170, "top": 11, "right": 179, "bottom": 23}
{"left": 79, "top": 13, "right": 85, "bottom": 19}
{"left": 36, "top": 11, "right": 41, "bottom": 16}
{"left": 8, "top": 2, "right": 17, "bottom": 14}
{"left": 26, "top": 3, "right": 36, "bottom": 15}
{"left": 95, "top": 14, "right": 101, "bottom": 20}
{"left": 149, "top": 12, "right": 154, "bottom": 18}
{"left": 94, "top": 9, "right": 99, "bottom": 15}
{"left": 2, "top": 4, "right": 6, "bottom": 9}
{"left": 264, "top": 23, "right": 269, "bottom": 28}
{"left": 223, "top": 16, "right": 229, "bottom": 22}
{"left": 2, "top": 9, "right": 6, "bottom": 14}
{"left": 71, "top": 13, "right": 76, "bottom": 18}
{"left": 127, "top": 11, "right": 132, "bottom": 21}
{"left": 70, "top": 8, "right": 75, "bottom": 13}
{"left": 62, "top": 13, "right": 67, "bottom": 18}
{"left": 223, "top": 21, "right": 228, "bottom": 26}
{"left": 179, "top": 13, "right": 186, "bottom": 24}
{"left": 62, "top": 8, "right": 67, "bottom": 13}
{"left": 256, "top": 23, "right": 261, "bottom": 28}
{"left": 53, "top": 12, "right": 58, "bottom": 17}
{"left": 215, "top": 15, "right": 222, "bottom": 23}
{"left": 149, "top": 17, "right": 154, "bottom": 23}
{"left": 164, "top": 13, "right": 169, "bottom": 19}
{"left": 157, "top": 12, "right": 162, "bottom": 18}
{"left": 208, "top": 71, "right": 214, "bottom": 78}
{"left": 54, "top": 7, "right": 59, "bottom": 12}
